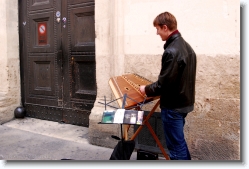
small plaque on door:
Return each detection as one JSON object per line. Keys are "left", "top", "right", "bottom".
{"left": 38, "top": 22, "right": 47, "bottom": 45}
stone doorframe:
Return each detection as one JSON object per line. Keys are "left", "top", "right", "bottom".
{"left": 88, "top": 0, "right": 126, "bottom": 148}
{"left": 0, "top": 0, "right": 21, "bottom": 124}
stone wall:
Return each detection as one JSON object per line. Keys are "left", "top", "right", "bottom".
{"left": 89, "top": 0, "right": 240, "bottom": 160}
{"left": 187, "top": 54, "right": 240, "bottom": 160}
{"left": 0, "top": 0, "right": 21, "bottom": 124}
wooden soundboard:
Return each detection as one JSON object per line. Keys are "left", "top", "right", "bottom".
{"left": 109, "top": 74, "right": 158, "bottom": 109}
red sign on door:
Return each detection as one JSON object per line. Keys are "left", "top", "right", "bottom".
{"left": 38, "top": 22, "right": 47, "bottom": 45}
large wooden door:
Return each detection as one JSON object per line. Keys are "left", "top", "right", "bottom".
{"left": 19, "top": 0, "right": 96, "bottom": 127}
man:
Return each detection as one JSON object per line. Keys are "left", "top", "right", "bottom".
{"left": 140, "top": 11, "right": 196, "bottom": 160}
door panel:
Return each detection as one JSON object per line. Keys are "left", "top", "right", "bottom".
{"left": 20, "top": 0, "right": 96, "bottom": 127}
{"left": 24, "top": 0, "right": 60, "bottom": 109}
{"left": 61, "top": 0, "right": 96, "bottom": 125}
{"left": 69, "top": 0, "right": 94, "bottom": 5}
{"left": 28, "top": 54, "right": 55, "bottom": 96}
{"left": 29, "top": 0, "right": 53, "bottom": 11}
{"left": 70, "top": 6, "right": 95, "bottom": 51}
{"left": 71, "top": 55, "right": 96, "bottom": 100}
{"left": 29, "top": 11, "right": 54, "bottom": 52}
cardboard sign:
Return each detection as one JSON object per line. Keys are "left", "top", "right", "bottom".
{"left": 38, "top": 22, "right": 47, "bottom": 45}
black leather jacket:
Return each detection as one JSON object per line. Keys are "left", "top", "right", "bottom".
{"left": 145, "top": 32, "right": 196, "bottom": 111}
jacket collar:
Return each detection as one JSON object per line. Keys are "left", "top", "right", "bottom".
{"left": 164, "top": 30, "right": 181, "bottom": 49}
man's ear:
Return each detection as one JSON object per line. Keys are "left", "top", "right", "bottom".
{"left": 162, "top": 25, "right": 168, "bottom": 31}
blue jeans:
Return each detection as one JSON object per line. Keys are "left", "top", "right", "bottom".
{"left": 161, "top": 108, "right": 191, "bottom": 160}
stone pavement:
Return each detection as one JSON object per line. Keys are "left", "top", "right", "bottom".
{"left": 1, "top": 118, "right": 244, "bottom": 169}
{"left": 0, "top": 117, "right": 137, "bottom": 161}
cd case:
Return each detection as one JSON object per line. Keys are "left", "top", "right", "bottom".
{"left": 101, "top": 109, "right": 144, "bottom": 125}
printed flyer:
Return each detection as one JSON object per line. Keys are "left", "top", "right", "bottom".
{"left": 101, "top": 109, "right": 144, "bottom": 125}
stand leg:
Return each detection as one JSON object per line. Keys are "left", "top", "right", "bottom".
{"left": 123, "top": 124, "right": 130, "bottom": 140}
{"left": 145, "top": 120, "right": 170, "bottom": 160}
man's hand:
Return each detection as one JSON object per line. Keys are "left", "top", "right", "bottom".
{"left": 139, "top": 85, "right": 146, "bottom": 95}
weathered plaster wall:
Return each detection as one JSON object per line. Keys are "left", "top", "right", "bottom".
{"left": 0, "top": 0, "right": 21, "bottom": 124}
{"left": 90, "top": 0, "right": 240, "bottom": 160}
